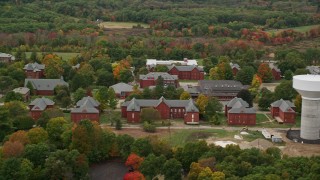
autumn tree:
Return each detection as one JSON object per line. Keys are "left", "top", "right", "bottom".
{"left": 249, "top": 74, "right": 262, "bottom": 95}
{"left": 195, "top": 94, "right": 209, "bottom": 115}
{"left": 2, "top": 141, "right": 25, "bottom": 158}
{"left": 125, "top": 153, "right": 144, "bottom": 171}
{"left": 41, "top": 54, "right": 64, "bottom": 78}
{"left": 257, "top": 63, "right": 273, "bottom": 83}
{"left": 46, "top": 117, "right": 69, "bottom": 149}
{"left": 180, "top": 91, "right": 191, "bottom": 100}
{"left": 27, "top": 127, "right": 48, "bottom": 144}
{"left": 9, "top": 130, "right": 30, "bottom": 145}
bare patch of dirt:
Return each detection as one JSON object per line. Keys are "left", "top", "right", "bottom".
{"left": 281, "top": 133, "right": 320, "bottom": 157}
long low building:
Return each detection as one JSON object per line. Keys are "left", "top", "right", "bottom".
{"left": 24, "top": 77, "right": 69, "bottom": 95}
{"left": 139, "top": 72, "right": 179, "bottom": 88}
{"left": 121, "top": 97, "right": 199, "bottom": 124}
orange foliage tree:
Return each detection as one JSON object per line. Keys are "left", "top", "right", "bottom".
{"left": 125, "top": 153, "right": 144, "bottom": 171}
{"left": 123, "top": 171, "right": 145, "bottom": 180}
{"left": 9, "top": 130, "right": 30, "bottom": 145}
{"left": 2, "top": 141, "right": 25, "bottom": 158}
{"left": 257, "top": 63, "right": 273, "bottom": 83}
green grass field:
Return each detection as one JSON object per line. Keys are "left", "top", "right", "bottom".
{"left": 100, "top": 22, "right": 149, "bottom": 29}
{"left": 23, "top": 52, "right": 80, "bottom": 61}
{"left": 266, "top": 24, "right": 320, "bottom": 34}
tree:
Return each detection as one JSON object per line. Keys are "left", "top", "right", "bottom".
{"left": 119, "top": 69, "right": 134, "bottom": 83}
{"left": 116, "top": 134, "right": 135, "bottom": 159}
{"left": 294, "top": 94, "right": 302, "bottom": 113}
{"left": 142, "top": 87, "right": 152, "bottom": 99}
{"left": 37, "top": 108, "right": 64, "bottom": 128}
{"left": 284, "top": 70, "right": 293, "bottom": 80}
{"left": 140, "top": 108, "right": 161, "bottom": 123}
{"left": 0, "top": 158, "right": 34, "bottom": 180}
{"left": 73, "top": 88, "right": 86, "bottom": 103}
{"left": 125, "top": 153, "right": 144, "bottom": 171}
{"left": 96, "top": 70, "right": 114, "bottom": 87}
{"left": 94, "top": 87, "right": 109, "bottom": 110}
{"left": 249, "top": 74, "right": 262, "bottom": 95}
{"left": 27, "top": 127, "right": 48, "bottom": 144}
{"left": 274, "top": 80, "right": 297, "bottom": 100}
{"left": 9, "top": 130, "right": 30, "bottom": 145}
{"left": 195, "top": 94, "right": 209, "bottom": 115}
{"left": 107, "top": 87, "right": 118, "bottom": 109}
{"left": 154, "top": 65, "right": 169, "bottom": 72}
{"left": 26, "top": 81, "right": 34, "bottom": 95}
{"left": 2, "top": 141, "right": 25, "bottom": 158}
{"left": 0, "top": 106, "right": 12, "bottom": 141}
{"left": 257, "top": 63, "right": 273, "bottom": 83}
{"left": 54, "top": 85, "right": 71, "bottom": 108}
{"left": 13, "top": 116, "right": 35, "bottom": 130}
{"left": 131, "top": 138, "right": 153, "bottom": 157}
{"left": 123, "top": 171, "right": 146, "bottom": 180}
{"left": 237, "top": 89, "right": 253, "bottom": 107}
{"left": 258, "top": 88, "right": 275, "bottom": 110}
{"left": 162, "top": 158, "right": 182, "bottom": 180}
{"left": 140, "top": 154, "right": 166, "bottom": 179}
{"left": 180, "top": 91, "right": 191, "bottom": 100}
{"left": 23, "top": 143, "right": 50, "bottom": 167}
{"left": 205, "top": 97, "right": 223, "bottom": 120}
{"left": 46, "top": 117, "right": 69, "bottom": 149}
{"left": 70, "top": 73, "right": 93, "bottom": 92}
{"left": 0, "top": 76, "right": 18, "bottom": 94}
{"left": 4, "top": 91, "right": 23, "bottom": 102}
{"left": 236, "top": 66, "right": 255, "bottom": 85}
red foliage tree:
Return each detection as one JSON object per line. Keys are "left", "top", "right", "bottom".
{"left": 125, "top": 153, "right": 144, "bottom": 170}
{"left": 123, "top": 171, "right": 145, "bottom": 180}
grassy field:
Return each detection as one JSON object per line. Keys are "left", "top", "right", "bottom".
{"left": 99, "top": 22, "right": 149, "bottom": 29}
{"left": 23, "top": 52, "right": 80, "bottom": 61}
{"left": 266, "top": 24, "right": 320, "bottom": 34}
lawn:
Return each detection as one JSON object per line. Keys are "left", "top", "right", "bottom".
{"left": 256, "top": 113, "right": 269, "bottom": 124}
{"left": 266, "top": 24, "right": 320, "bottom": 34}
{"left": 99, "top": 22, "right": 149, "bottom": 29}
{"left": 23, "top": 52, "right": 80, "bottom": 61}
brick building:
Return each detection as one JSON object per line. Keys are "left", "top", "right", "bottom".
{"left": 110, "top": 82, "right": 134, "bottom": 99}
{"left": 13, "top": 87, "right": 30, "bottom": 102}
{"left": 225, "top": 97, "right": 256, "bottom": 125}
{"left": 71, "top": 96, "right": 100, "bottom": 123}
{"left": 139, "top": 72, "right": 179, "bottom": 88}
{"left": 0, "top": 53, "right": 15, "bottom": 63}
{"left": 29, "top": 97, "right": 55, "bottom": 120}
{"left": 230, "top": 63, "right": 240, "bottom": 76}
{"left": 121, "top": 97, "right": 199, "bottom": 124}
{"left": 23, "top": 62, "right": 45, "bottom": 79}
{"left": 270, "top": 99, "right": 296, "bottom": 123}
{"left": 167, "top": 65, "right": 204, "bottom": 80}
{"left": 197, "top": 80, "right": 248, "bottom": 100}
{"left": 24, "top": 77, "right": 69, "bottom": 96}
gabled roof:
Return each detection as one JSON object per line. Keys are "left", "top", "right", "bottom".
{"left": 228, "top": 106, "right": 256, "bottom": 114}
{"left": 168, "top": 65, "right": 203, "bottom": 72}
{"left": 139, "top": 72, "right": 178, "bottom": 80}
{"left": 226, "top": 97, "right": 249, "bottom": 108}
{"left": 271, "top": 99, "right": 295, "bottom": 113}
{"left": 124, "top": 97, "right": 198, "bottom": 112}
{"left": 72, "top": 96, "right": 100, "bottom": 114}
{"left": 13, "top": 87, "right": 30, "bottom": 94}
{"left": 110, "top": 83, "right": 133, "bottom": 94}
{"left": 30, "top": 97, "right": 54, "bottom": 111}
{"left": 24, "top": 78, "right": 68, "bottom": 91}
{"left": 198, "top": 80, "right": 246, "bottom": 96}
{"left": 230, "top": 63, "right": 240, "bottom": 70}
{"left": 269, "top": 63, "right": 281, "bottom": 72}
{"left": 23, "top": 62, "right": 45, "bottom": 72}
{"left": 0, "top": 53, "right": 15, "bottom": 60}
{"left": 146, "top": 58, "right": 197, "bottom": 66}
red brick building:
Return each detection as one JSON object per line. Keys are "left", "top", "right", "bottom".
{"left": 272, "top": 67, "right": 281, "bottom": 80}
{"left": 139, "top": 72, "right": 179, "bottom": 88}
{"left": 230, "top": 63, "right": 240, "bottom": 76}
{"left": 121, "top": 97, "right": 199, "bottom": 124}
{"left": 71, "top": 96, "right": 100, "bottom": 123}
{"left": 29, "top": 97, "right": 55, "bottom": 120}
{"left": 0, "top": 53, "right": 15, "bottom": 63}
{"left": 167, "top": 65, "right": 204, "bottom": 80}
{"left": 13, "top": 87, "right": 30, "bottom": 102}
{"left": 270, "top": 99, "right": 296, "bottom": 123}
{"left": 110, "top": 82, "right": 134, "bottom": 99}
{"left": 225, "top": 97, "right": 256, "bottom": 125}
{"left": 24, "top": 78, "right": 69, "bottom": 96}
{"left": 23, "top": 62, "right": 45, "bottom": 79}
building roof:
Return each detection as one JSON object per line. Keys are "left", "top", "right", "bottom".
{"left": 0, "top": 53, "right": 15, "bottom": 60}
{"left": 139, "top": 72, "right": 178, "bottom": 81}
{"left": 228, "top": 106, "right": 256, "bottom": 114}
{"left": 24, "top": 78, "right": 68, "bottom": 91}
{"left": 110, "top": 82, "right": 134, "bottom": 94}
{"left": 13, "top": 87, "right": 30, "bottom": 95}
{"left": 306, "top": 66, "right": 320, "bottom": 75}
{"left": 230, "top": 63, "right": 240, "bottom": 70}
{"left": 30, "top": 97, "right": 54, "bottom": 111}
{"left": 168, "top": 65, "right": 203, "bottom": 72}
{"left": 271, "top": 99, "right": 295, "bottom": 113}
{"left": 123, "top": 97, "right": 199, "bottom": 112}
{"left": 72, "top": 63, "right": 80, "bottom": 69}
{"left": 146, "top": 58, "right": 198, "bottom": 66}
{"left": 269, "top": 63, "right": 281, "bottom": 72}
{"left": 23, "top": 62, "right": 45, "bottom": 72}
{"left": 198, "top": 80, "right": 246, "bottom": 96}
{"left": 226, "top": 97, "right": 249, "bottom": 108}
{"left": 72, "top": 96, "right": 100, "bottom": 114}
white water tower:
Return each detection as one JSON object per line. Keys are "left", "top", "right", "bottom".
{"left": 293, "top": 75, "right": 320, "bottom": 140}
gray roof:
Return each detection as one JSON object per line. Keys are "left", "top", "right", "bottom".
{"left": 230, "top": 63, "right": 240, "bottom": 70}
{"left": 124, "top": 97, "right": 198, "bottom": 112}
{"left": 139, "top": 72, "right": 178, "bottom": 81}
{"left": 198, "top": 80, "right": 246, "bottom": 96}
{"left": 24, "top": 78, "right": 68, "bottom": 91}
{"left": 110, "top": 83, "right": 133, "bottom": 94}
{"left": 306, "top": 66, "right": 320, "bottom": 75}
{"left": 30, "top": 97, "right": 54, "bottom": 111}
{"left": 269, "top": 63, "right": 281, "bottom": 72}
{"left": 168, "top": 65, "right": 203, "bottom": 72}
{"left": 23, "top": 62, "right": 45, "bottom": 72}
{"left": 226, "top": 97, "right": 249, "bottom": 108}
{"left": 228, "top": 106, "right": 256, "bottom": 114}
{"left": 271, "top": 99, "right": 295, "bottom": 113}
{"left": 13, "top": 87, "right": 30, "bottom": 95}
{"left": 0, "top": 53, "right": 15, "bottom": 60}
{"left": 72, "top": 96, "right": 100, "bottom": 113}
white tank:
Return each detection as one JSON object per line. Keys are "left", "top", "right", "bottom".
{"left": 293, "top": 75, "right": 320, "bottom": 140}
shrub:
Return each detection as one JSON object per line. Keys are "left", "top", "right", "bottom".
{"left": 143, "top": 122, "right": 156, "bottom": 133}
{"left": 115, "top": 119, "right": 122, "bottom": 130}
